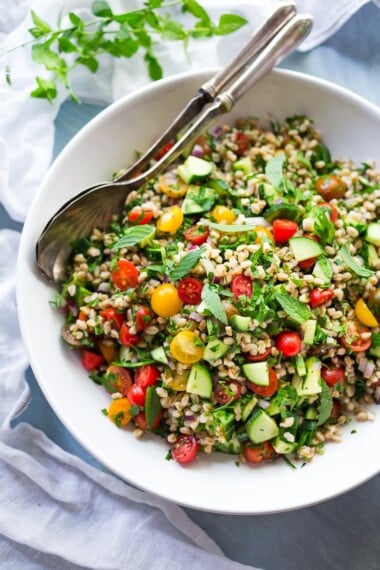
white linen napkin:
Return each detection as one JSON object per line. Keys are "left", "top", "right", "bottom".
{"left": 0, "top": 1, "right": 379, "bottom": 567}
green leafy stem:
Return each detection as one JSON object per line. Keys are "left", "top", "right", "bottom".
{"left": 2, "top": 0, "right": 247, "bottom": 102}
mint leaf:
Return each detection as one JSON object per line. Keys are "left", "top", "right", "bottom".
{"left": 91, "top": 0, "right": 113, "bottom": 18}
{"left": 169, "top": 247, "right": 205, "bottom": 281}
{"left": 215, "top": 14, "right": 247, "bottom": 35}
{"left": 29, "top": 10, "right": 52, "bottom": 37}
{"left": 201, "top": 284, "right": 228, "bottom": 325}
{"left": 112, "top": 225, "right": 155, "bottom": 249}
{"left": 313, "top": 206, "right": 335, "bottom": 245}
{"left": 275, "top": 293, "right": 311, "bottom": 325}
{"left": 30, "top": 77, "right": 57, "bottom": 102}
{"left": 340, "top": 246, "right": 374, "bottom": 278}
{"left": 316, "top": 381, "right": 333, "bottom": 427}
{"left": 182, "top": 0, "right": 211, "bottom": 23}
{"left": 207, "top": 222, "right": 257, "bottom": 233}
{"left": 145, "top": 386, "right": 162, "bottom": 429}
{"left": 265, "top": 152, "right": 286, "bottom": 188}
{"left": 144, "top": 51, "right": 163, "bottom": 80}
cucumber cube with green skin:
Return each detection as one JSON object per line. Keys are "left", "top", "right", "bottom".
{"left": 177, "top": 156, "right": 212, "bottom": 184}
{"left": 230, "top": 314, "right": 251, "bottom": 332}
{"left": 181, "top": 186, "right": 217, "bottom": 214}
{"left": 289, "top": 237, "right": 324, "bottom": 262}
{"left": 366, "top": 223, "right": 380, "bottom": 247}
{"left": 272, "top": 436, "right": 296, "bottom": 455}
{"left": 150, "top": 346, "right": 168, "bottom": 365}
{"left": 313, "top": 258, "right": 332, "bottom": 285}
{"left": 203, "top": 339, "right": 229, "bottom": 362}
{"left": 367, "top": 244, "right": 379, "bottom": 268}
{"left": 233, "top": 157, "right": 253, "bottom": 175}
{"left": 292, "top": 356, "right": 322, "bottom": 396}
{"left": 302, "top": 319, "right": 317, "bottom": 346}
{"left": 242, "top": 361, "right": 269, "bottom": 386}
{"left": 241, "top": 396, "right": 258, "bottom": 421}
{"left": 246, "top": 409, "right": 279, "bottom": 444}
{"left": 186, "top": 363, "right": 212, "bottom": 398}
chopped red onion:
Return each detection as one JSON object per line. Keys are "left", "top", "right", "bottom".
{"left": 191, "top": 144, "right": 204, "bottom": 158}
{"left": 213, "top": 275, "right": 220, "bottom": 284}
{"left": 98, "top": 282, "right": 111, "bottom": 292}
{"left": 374, "top": 387, "right": 380, "bottom": 404}
{"left": 213, "top": 125, "right": 223, "bottom": 138}
{"left": 258, "top": 399, "right": 270, "bottom": 409}
{"left": 188, "top": 245, "right": 199, "bottom": 251}
{"left": 275, "top": 198, "right": 283, "bottom": 204}
{"left": 189, "top": 311, "right": 202, "bottom": 323}
{"left": 358, "top": 357, "right": 376, "bottom": 379}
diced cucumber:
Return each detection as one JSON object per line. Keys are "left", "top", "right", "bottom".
{"left": 289, "top": 237, "right": 323, "bottom": 262}
{"left": 296, "top": 354, "right": 306, "bottom": 377}
{"left": 313, "top": 257, "right": 332, "bottom": 285}
{"left": 367, "top": 244, "right": 379, "bottom": 268}
{"left": 272, "top": 436, "right": 296, "bottom": 455}
{"left": 119, "top": 345, "right": 133, "bottom": 362}
{"left": 203, "top": 339, "right": 229, "bottom": 362}
{"left": 177, "top": 156, "right": 212, "bottom": 183}
{"left": 305, "top": 406, "right": 318, "bottom": 420}
{"left": 230, "top": 314, "right": 252, "bottom": 332}
{"left": 259, "top": 182, "right": 282, "bottom": 205}
{"left": 209, "top": 409, "right": 235, "bottom": 440}
{"left": 186, "top": 363, "right": 212, "bottom": 398}
{"left": 369, "top": 346, "right": 380, "bottom": 358}
{"left": 246, "top": 409, "right": 279, "bottom": 444}
{"left": 265, "top": 401, "right": 281, "bottom": 417}
{"left": 302, "top": 319, "right": 317, "bottom": 346}
{"left": 241, "top": 396, "right": 258, "bottom": 421}
{"left": 344, "top": 211, "right": 367, "bottom": 234}
{"left": 366, "top": 223, "right": 380, "bottom": 247}
{"left": 150, "top": 346, "right": 168, "bottom": 365}
{"left": 181, "top": 186, "right": 216, "bottom": 214}
{"left": 214, "top": 439, "right": 242, "bottom": 455}
{"left": 264, "top": 203, "right": 302, "bottom": 223}
{"left": 292, "top": 356, "right": 322, "bottom": 396}
{"left": 242, "top": 361, "right": 269, "bottom": 387}
{"left": 233, "top": 157, "right": 253, "bottom": 175}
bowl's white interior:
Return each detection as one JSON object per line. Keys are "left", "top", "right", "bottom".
{"left": 17, "top": 69, "right": 380, "bottom": 514}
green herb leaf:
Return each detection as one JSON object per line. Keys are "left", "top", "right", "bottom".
{"left": 316, "top": 381, "right": 333, "bottom": 427}
{"left": 265, "top": 152, "right": 285, "bottom": 188}
{"left": 340, "top": 245, "right": 374, "bottom": 278}
{"left": 275, "top": 293, "right": 311, "bottom": 325}
{"left": 91, "top": 0, "right": 113, "bottom": 18}
{"left": 312, "top": 206, "right": 335, "bottom": 245}
{"left": 182, "top": 0, "right": 211, "bottom": 23}
{"left": 207, "top": 222, "right": 257, "bottom": 233}
{"left": 144, "top": 51, "right": 163, "bottom": 80}
{"left": 30, "top": 10, "right": 52, "bottom": 36}
{"left": 215, "top": 14, "right": 247, "bottom": 35}
{"left": 112, "top": 225, "right": 155, "bottom": 249}
{"left": 145, "top": 386, "right": 162, "bottom": 429}
{"left": 371, "top": 332, "right": 380, "bottom": 348}
{"left": 201, "top": 284, "right": 228, "bottom": 325}
{"left": 30, "top": 76, "right": 57, "bottom": 102}
{"left": 169, "top": 246, "right": 205, "bottom": 280}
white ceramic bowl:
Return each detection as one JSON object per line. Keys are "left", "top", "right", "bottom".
{"left": 17, "top": 69, "right": 380, "bottom": 514}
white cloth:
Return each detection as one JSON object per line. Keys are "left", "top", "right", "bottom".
{"left": 0, "top": 1, "right": 378, "bottom": 568}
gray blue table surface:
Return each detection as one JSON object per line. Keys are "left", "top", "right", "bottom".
{"left": 2, "top": 3, "right": 380, "bottom": 569}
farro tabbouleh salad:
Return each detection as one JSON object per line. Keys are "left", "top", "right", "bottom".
{"left": 55, "top": 114, "right": 380, "bottom": 466}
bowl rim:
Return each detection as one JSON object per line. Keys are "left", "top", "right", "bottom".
{"left": 17, "top": 67, "right": 380, "bottom": 514}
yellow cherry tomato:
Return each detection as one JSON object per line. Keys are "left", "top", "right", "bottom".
{"left": 355, "top": 298, "right": 379, "bottom": 328}
{"left": 151, "top": 283, "right": 183, "bottom": 317}
{"left": 170, "top": 330, "right": 204, "bottom": 364}
{"left": 211, "top": 205, "right": 236, "bottom": 225}
{"left": 157, "top": 205, "right": 184, "bottom": 234}
{"left": 107, "top": 398, "right": 132, "bottom": 427}
{"left": 168, "top": 372, "right": 189, "bottom": 391}
{"left": 254, "top": 226, "right": 274, "bottom": 244}
{"left": 158, "top": 171, "right": 188, "bottom": 199}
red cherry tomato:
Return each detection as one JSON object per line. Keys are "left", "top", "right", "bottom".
{"left": 133, "top": 410, "right": 163, "bottom": 430}
{"left": 177, "top": 277, "right": 203, "bottom": 305}
{"left": 275, "top": 331, "right": 302, "bottom": 357}
{"left": 119, "top": 323, "right": 141, "bottom": 346}
{"left": 244, "top": 441, "right": 275, "bottom": 464}
{"left": 184, "top": 225, "right": 210, "bottom": 246}
{"left": 272, "top": 219, "right": 298, "bottom": 243}
{"left": 127, "top": 385, "right": 146, "bottom": 407}
{"left": 298, "top": 257, "right": 317, "bottom": 270}
{"left": 244, "top": 346, "right": 272, "bottom": 362}
{"left": 247, "top": 368, "right": 279, "bottom": 398}
{"left": 134, "top": 364, "right": 161, "bottom": 388}
{"left": 127, "top": 207, "right": 153, "bottom": 225}
{"left": 235, "top": 132, "right": 249, "bottom": 155}
{"left": 154, "top": 141, "right": 175, "bottom": 161}
{"left": 231, "top": 275, "right": 253, "bottom": 299}
{"left": 212, "top": 381, "right": 242, "bottom": 405}
{"left": 309, "top": 288, "right": 334, "bottom": 309}
{"left": 135, "top": 306, "right": 153, "bottom": 332}
{"left": 321, "top": 367, "right": 346, "bottom": 387}
{"left": 104, "top": 365, "right": 133, "bottom": 395}
{"left": 319, "top": 202, "right": 339, "bottom": 223}
{"left": 100, "top": 308, "right": 125, "bottom": 330}
{"left": 111, "top": 259, "right": 139, "bottom": 290}
{"left": 340, "top": 321, "right": 372, "bottom": 352}
{"left": 81, "top": 349, "right": 105, "bottom": 371}
{"left": 171, "top": 435, "right": 198, "bottom": 464}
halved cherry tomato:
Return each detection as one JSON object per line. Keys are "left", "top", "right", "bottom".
{"left": 133, "top": 410, "right": 163, "bottom": 430}
{"left": 213, "top": 381, "right": 242, "bottom": 405}
{"left": 192, "top": 135, "right": 211, "bottom": 157}
{"left": 211, "top": 205, "right": 236, "bottom": 224}
{"left": 107, "top": 398, "right": 131, "bottom": 427}
{"left": 276, "top": 331, "right": 302, "bottom": 357}
{"left": 135, "top": 305, "right": 153, "bottom": 332}
{"left": 111, "top": 259, "right": 139, "bottom": 290}
{"left": 127, "top": 385, "right": 146, "bottom": 407}
{"left": 244, "top": 441, "right": 275, "bottom": 464}
{"left": 340, "top": 321, "right": 372, "bottom": 352}
{"left": 178, "top": 277, "right": 203, "bottom": 305}
{"left": 315, "top": 174, "right": 346, "bottom": 201}
{"left": 81, "top": 349, "right": 105, "bottom": 371}
{"left": 157, "top": 205, "right": 183, "bottom": 234}
{"left": 309, "top": 288, "right": 334, "bottom": 309}
{"left": 158, "top": 171, "right": 188, "bottom": 199}
{"left": 272, "top": 219, "right": 298, "bottom": 243}
{"left": 247, "top": 368, "right": 279, "bottom": 398}
{"left": 134, "top": 364, "right": 161, "bottom": 388}
{"left": 355, "top": 298, "right": 379, "bottom": 328}
{"left": 151, "top": 283, "right": 183, "bottom": 317}
{"left": 154, "top": 141, "right": 175, "bottom": 161}
{"left": 169, "top": 330, "right": 204, "bottom": 364}
{"left": 171, "top": 435, "right": 198, "bottom": 464}
{"left": 244, "top": 346, "right": 272, "bottom": 362}
{"left": 319, "top": 202, "right": 339, "bottom": 223}
{"left": 119, "top": 323, "right": 141, "bottom": 346}
{"left": 254, "top": 226, "right": 273, "bottom": 244}
{"left": 98, "top": 339, "right": 118, "bottom": 364}
{"left": 100, "top": 307, "right": 124, "bottom": 330}
{"left": 184, "top": 225, "right": 210, "bottom": 245}
{"left": 321, "top": 367, "right": 346, "bottom": 387}
{"left": 231, "top": 275, "right": 252, "bottom": 299}
{"left": 235, "top": 132, "right": 249, "bottom": 155}
{"left": 104, "top": 365, "right": 133, "bottom": 395}
{"left": 127, "top": 207, "right": 154, "bottom": 225}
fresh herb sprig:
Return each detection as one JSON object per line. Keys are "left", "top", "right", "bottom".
{"left": 3, "top": 0, "right": 247, "bottom": 102}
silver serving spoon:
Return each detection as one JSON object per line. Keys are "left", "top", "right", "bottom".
{"left": 36, "top": 9, "right": 312, "bottom": 283}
